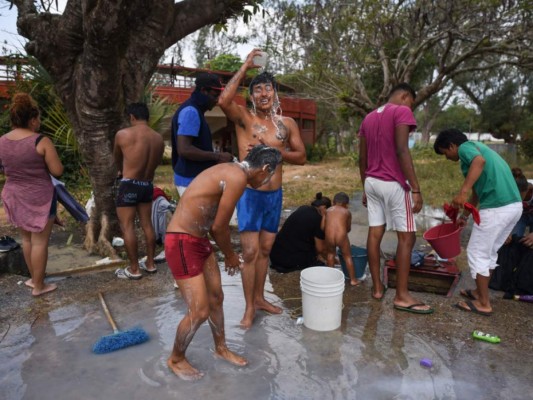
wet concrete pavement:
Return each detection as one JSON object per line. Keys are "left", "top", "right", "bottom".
{"left": 1, "top": 207, "right": 532, "bottom": 399}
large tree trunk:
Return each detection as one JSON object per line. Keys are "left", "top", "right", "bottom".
{"left": 12, "top": 0, "right": 257, "bottom": 255}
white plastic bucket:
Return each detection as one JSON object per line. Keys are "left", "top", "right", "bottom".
{"left": 300, "top": 267, "right": 345, "bottom": 331}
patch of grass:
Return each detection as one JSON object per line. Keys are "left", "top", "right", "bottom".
{"left": 283, "top": 156, "right": 360, "bottom": 208}
{"left": 4, "top": 148, "right": 530, "bottom": 217}
{"left": 283, "top": 148, "right": 533, "bottom": 209}
{"left": 412, "top": 149, "right": 463, "bottom": 207}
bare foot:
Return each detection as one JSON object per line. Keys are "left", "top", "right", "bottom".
{"left": 371, "top": 285, "right": 387, "bottom": 300}
{"left": 32, "top": 283, "right": 57, "bottom": 297}
{"left": 350, "top": 279, "right": 360, "bottom": 286}
{"left": 167, "top": 357, "right": 204, "bottom": 381}
{"left": 255, "top": 299, "right": 282, "bottom": 315}
{"left": 240, "top": 308, "right": 255, "bottom": 329}
{"left": 25, "top": 279, "right": 34, "bottom": 288}
{"left": 214, "top": 347, "right": 248, "bottom": 367}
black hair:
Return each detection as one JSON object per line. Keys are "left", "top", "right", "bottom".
{"left": 311, "top": 192, "right": 332, "bottom": 208}
{"left": 388, "top": 83, "right": 416, "bottom": 101}
{"left": 433, "top": 128, "right": 468, "bottom": 154}
{"left": 194, "top": 72, "right": 223, "bottom": 92}
{"left": 515, "top": 175, "right": 529, "bottom": 193}
{"left": 244, "top": 144, "right": 282, "bottom": 172}
{"left": 126, "top": 103, "right": 149, "bottom": 121}
{"left": 333, "top": 192, "right": 349, "bottom": 204}
{"left": 511, "top": 167, "right": 524, "bottom": 179}
{"left": 249, "top": 71, "right": 278, "bottom": 94}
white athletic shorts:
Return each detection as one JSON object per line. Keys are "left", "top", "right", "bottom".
{"left": 176, "top": 185, "right": 187, "bottom": 197}
{"left": 467, "top": 202, "right": 522, "bottom": 279}
{"left": 365, "top": 177, "right": 415, "bottom": 232}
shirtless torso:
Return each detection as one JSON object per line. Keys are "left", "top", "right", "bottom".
{"left": 113, "top": 107, "right": 164, "bottom": 278}
{"left": 217, "top": 49, "right": 307, "bottom": 328}
{"left": 114, "top": 121, "right": 164, "bottom": 181}
{"left": 325, "top": 204, "right": 359, "bottom": 286}
{"left": 167, "top": 163, "right": 248, "bottom": 240}
{"left": 324, "top": 205, "right": 352, "bottom": 249}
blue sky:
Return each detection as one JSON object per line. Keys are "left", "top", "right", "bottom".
{"left": 0, "top": 3, "right": 27, "bottom": 55}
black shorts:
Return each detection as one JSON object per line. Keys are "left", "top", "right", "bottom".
{"left": 115, "top": 179, "right": 153, "bottom": 207}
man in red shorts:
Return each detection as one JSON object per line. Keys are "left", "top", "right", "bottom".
{"left": 165, "top": 145, "right": 282, "bottom": 381}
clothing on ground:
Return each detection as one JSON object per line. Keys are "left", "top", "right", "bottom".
{"left": 151, "top": 195, "right": 175, "bottom": 244}
{"left": 490, "top": 236, "right": 533, "bottom": 295}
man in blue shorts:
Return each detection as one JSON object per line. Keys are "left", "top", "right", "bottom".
{"left": 219, "top": 49, "right": 306, "bottom": 328}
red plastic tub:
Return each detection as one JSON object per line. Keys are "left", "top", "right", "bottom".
{"left": 423, "top": 223, "right": 462, "bottom": 259}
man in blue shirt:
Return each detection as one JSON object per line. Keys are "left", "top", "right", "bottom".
{"left": 171, "top": 73, "right": 234, "bottom": 196}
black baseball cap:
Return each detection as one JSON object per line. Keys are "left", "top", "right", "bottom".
{"left": 195, "top": 73, "right": 224, "bottom": 91}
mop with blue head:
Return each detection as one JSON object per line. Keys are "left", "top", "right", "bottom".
{"left": 93, "top": 292, "right": 149, "bottom": 354}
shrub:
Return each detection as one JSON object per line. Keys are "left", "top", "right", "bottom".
{"left": 519, "top": 134, "right": 533, "bottom": 161}
{"left": 305, "top": 144, "right": 327, "bottom": 162}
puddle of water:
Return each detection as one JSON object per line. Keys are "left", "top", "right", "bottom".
{"left": 0, "top": 324, "right": 34, "bottom": 400}
{"left": 1, "top": 262, "right": 530, "bottom": 399}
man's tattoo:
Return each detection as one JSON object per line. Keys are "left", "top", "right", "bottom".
{"left": 253, "top": 123, "right": 268, "bottom": 138}
{"left": 275, "top": 120, "right": 288, "bottom": 142}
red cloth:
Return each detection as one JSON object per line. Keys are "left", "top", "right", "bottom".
{"left": 443, "top": 203, "right": 459, "bottom": 223}
{"left": 443, "top": 202, "right": 480, "bottom": 225}
{"left": 152, "top": 186, "right": 170, "bottom": 201}
{"left": 464, "top": 203, "right": 481, "bottom": 225}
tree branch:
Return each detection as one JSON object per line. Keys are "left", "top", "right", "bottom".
{"left": 167, "top": 0, "right": 253, "bottom": 49}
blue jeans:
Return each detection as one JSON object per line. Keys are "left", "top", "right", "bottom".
{"left": 511, "top": 213, "right": 533, "bottom": 238}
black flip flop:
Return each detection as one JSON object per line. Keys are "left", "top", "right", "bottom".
{"left": 460, "top": 289, "right": 478, "bottom": 301}
{"left": 454, "top": 300, "right": 492, "bottom": 317}
{"left": 393, "top": 303, "right": 434, "bottom": 314}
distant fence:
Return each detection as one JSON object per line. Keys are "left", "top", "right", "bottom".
{"left": 487, "top": 143, "right": 517, "bottom": 165}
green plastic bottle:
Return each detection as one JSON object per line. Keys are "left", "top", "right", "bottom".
{"left": 472, "top": 330, "right": 501, "bottom": 343}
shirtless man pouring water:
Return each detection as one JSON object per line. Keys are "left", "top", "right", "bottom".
{"left": 218, "top": 49, "right": 306, "bottom": 328}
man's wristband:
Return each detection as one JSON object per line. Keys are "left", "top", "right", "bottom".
{"left": 412, "top": 191, "right": 421, "bottom": 194}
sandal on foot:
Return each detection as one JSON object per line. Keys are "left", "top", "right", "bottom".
{"left": 454, "top": 300, "right": 492, "bottom": 317}
{"left": 460, "top": 289, "right": 478, "bottom": 301}
{"left": 154, "top": 250, "right": 166, "bottom": 264}
{"left": 394, "top": 303, "right": 434, "bottom": 314}
{"left": 115, "top": 266, "right": 143, "bottom": 280}
{"left": 139, "top": 260, "right": 157, "bottom": 274}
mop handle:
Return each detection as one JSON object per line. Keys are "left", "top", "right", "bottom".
{"left": 98, "top": 292, "right": 119, "bottom": 333}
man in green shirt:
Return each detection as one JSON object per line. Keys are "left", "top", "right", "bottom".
{"left": 434, "top": 129, "right": 522, "bottom": 316}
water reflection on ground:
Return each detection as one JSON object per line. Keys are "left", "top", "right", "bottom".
{"left": 1, "top": 261, "right": 530, "bottom": 400}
